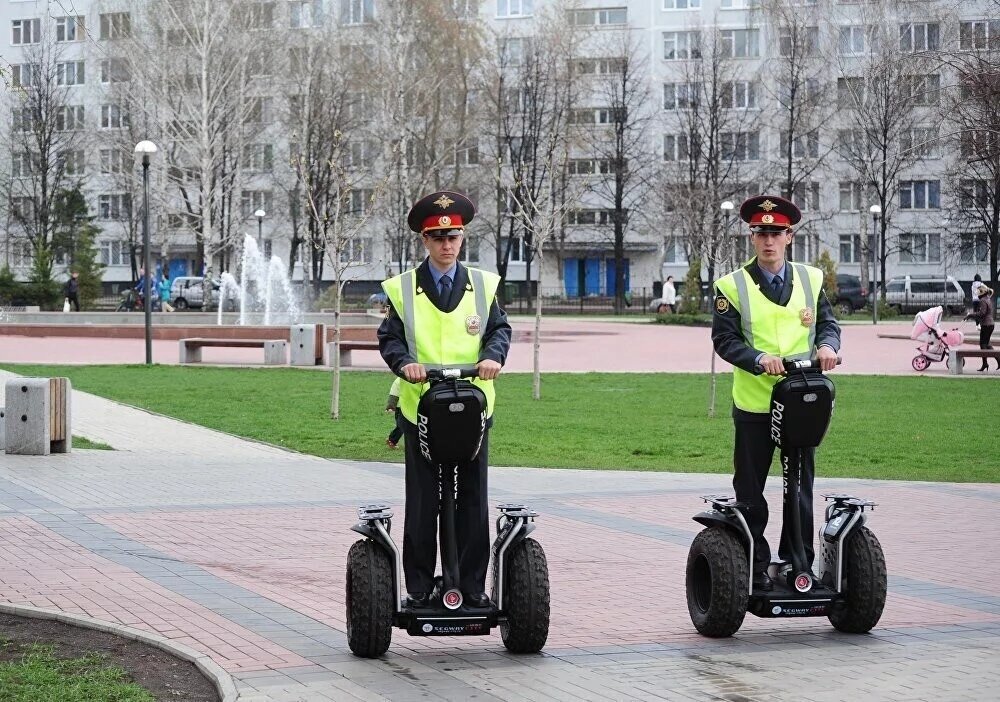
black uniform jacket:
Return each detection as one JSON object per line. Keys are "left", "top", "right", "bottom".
{"left": 712, "top": 260, "right": 841, "bottom": 417}
{"left": 377, "top": 259, "right": 512, "bottom": 378}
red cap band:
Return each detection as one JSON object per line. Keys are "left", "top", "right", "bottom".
{"left": 421, "top": 214, "right": 464, "bottom": 232}
{"left": 748, "top": 211, "right": 791, "bottom": 228}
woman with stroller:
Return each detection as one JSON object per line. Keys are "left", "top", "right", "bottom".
{"left": 965, "top": 286, "right": 997, "bottom": 371}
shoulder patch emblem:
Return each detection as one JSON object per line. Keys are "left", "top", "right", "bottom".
{"left": 715, "top": 295, "right": 730, "bottom": 314}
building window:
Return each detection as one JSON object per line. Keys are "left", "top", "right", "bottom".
{"left": 100, "top": 240, "right": 128, "bottom": 266}
{"left": 244, "top": 2, "right": 275, "bottom": 29}
{"left": 900, "top": 127, "right": 938, "bottom": 158}
{"left": 960, "top": 233, "right": 989, "bottom": 263}
{"left": 341, "top": 0, "right": 375, "bottom": 24}
{"left": 98, "top": 194, "right": 132, "bottom": 220}
{"left": 61, "top": 149, "right": 85, "bottom": 176}
{"left": 56, "top": 61, "right": 86, "bottom": 86}
{"left": 571, "top": 57, "right": 625, "bottom": 76}
{"left": 567, "top": 158, "right": 618, "bottom": 175}
{"left": 960, "top": 130, "right": 994, "bottom": 159}
{"left": 100, "top": 59, "right": 130, "bottom": 84}
{"left": 838, "top": 25, "right": 872, "bottom": 56}
{"left": 663, "top": 31, "right": 701, "bottom": 60}
{"left": 10, "top": 197, "right": 35, "bottom": 222}
{"left": 497, "top": 0, "right": 533, "bottom": 18}
{"left": 664, "top": 0, "right": 700, "bottom": 8}
{"left": 837, "top": 77, "right": 864, "bottom": 108}
{"left": 779, "top": 131, "right": 819, "bottom": 159}
{"left": 779, "top": 26, "right": 818, "bottom": 57}
{"left": 245, "top": 97, "right": 274, "bottom": 124}
{"left": 459, "top": 236, "right": 480, "bottom": 263}
{"left": 99, "top": 13, "right": 131, "bottom": 40}
{"left": 839, "top": 234, "right": 862, "bottom": 263}
{"left": 959, "top": 179, "right": 988, "bottom": 210}
{"left": 791, "top": 235, "right": 810, "bottom": 263}
{"left": 566, "top": 209, "right": 619, "bottom": 225}
{"left": 721, "top": 81, "right": 756, "bottom": 109}
{"left": 56, "top": 16, "right": 85, "bottom": 42}
{"left": 242, "top": 143, "right": 275, "bottom": 172}
{"left": 663, "top": 134, "right": 691, "bottom": 161}
{"left": 11, "top": 18, "right": 41, "bottom": 45}
{"left": 501, "top": 37, "right": 528, "bottom": 65}
{"left": 339, "top": 237, "right": 373, "bottom": 263}
{"left": 452, "top": 0, "right": 479, "bottom": 19}
{"left": 720, "top": 0, "right": 759, "bottom": 7}
{"left": 56, "top": 106, "right": 86, "bottom": 131}
{"left": 663, "top": 82, "right": 699, "bottom": 109}
{"left": 836, "top": 129, "right": 863, "bottom": 159}
{"left": 959, "top": 20, "right": 1000, "bottom": 51}
{"left": 838, "top": 181, "right": 866, "bottom": 211}
{"left": 899, "top": 180, "right": 940, "bottom": 210}
{"left": 721, "top": 132, "right": 759, "bottom": 161}
{"left": 11, "top": 152, "right": 38, "bottom": 178}
{"left": 664, "top": 236, "right": 687, "bottom": 263}
{"left": 100, "top": 104, "right": 129, "bottom": 129}
{"left": 100, "top": 149, "right": 128, "bottom": 174}
{"left": 241, "top": 190, "right": 273, "bottom": 218}
{"left": 570, "top": 7, "right": 627, "bottom": 26}
{"left": 720, "top": 29, "right": 759, "bottom": 58}
{"left": 343, "top": 140, "right": 377, "bottom": 169}
{"left": 898, "top": 233, "right": 940, "bottom": 263}
{"left": 784, "top": 181, "right": 820, "bottom": 211}
{"left": 290, "top": 0, "right": 324, "bottom": 27}
{"left": 348, "top": 188, "right": 375, "bottom": 214}
{"left": 444, "top": 140, "right": 479, "bottom": 166}
{"left": 11, "top": 63, "right": 40, "bottom": 89}
{"left": 905, "top": 74, "right": 940, "bottom": 106}
{"left": 899, "top": 22, "right": 939, "bottom": 52}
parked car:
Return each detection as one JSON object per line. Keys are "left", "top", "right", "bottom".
{"left": 883, "top": 275, "right": 966, "bottom": 315}
{"left": 833, "top": 274, "right": 869, "bottom": 316}
{"left": 170, "top": 276, "right": 233, "bottom": 311}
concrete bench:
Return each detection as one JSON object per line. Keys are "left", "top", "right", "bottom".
{"left": 949, "top": 348, "right": 1000, "bottom": 375}
{"left": 326, "top": 340, "right": 380, "bottom": 367}
{"left": 4, "top": 377, "right": 71, "bottom": 455}
{"left": 179, "top": 338, "right": 288, "bottom": 365}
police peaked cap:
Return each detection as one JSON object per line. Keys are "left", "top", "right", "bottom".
{"left": 407, "top": 190, "right": 476, "bottom": 235}
{"left": 739, "top": 195, "right": 801, "bottom": 232}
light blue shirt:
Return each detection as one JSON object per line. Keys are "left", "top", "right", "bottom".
{"left": 428, "top": 262, "right": 458, "bottom": 295}
{"left": 757, "top": 262, "right": 787, "bottom": 289}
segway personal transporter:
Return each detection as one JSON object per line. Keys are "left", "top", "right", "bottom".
{"left": 346, "top": 368, "right": 550, "bottom": 658}
{"left": 686, "top": 358, "right": 887, "bottom": 637}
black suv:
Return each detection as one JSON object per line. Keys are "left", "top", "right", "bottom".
{"left": 834, "top": 274, "right": 869, "bottom": 315}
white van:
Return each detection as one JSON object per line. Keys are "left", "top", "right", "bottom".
{"left": 884, "top": 275, "right": 966, "bottom": 315}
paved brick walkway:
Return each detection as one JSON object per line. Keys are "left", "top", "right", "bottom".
{"left": 1, "top": 372, "right": 998, "bottom": 701}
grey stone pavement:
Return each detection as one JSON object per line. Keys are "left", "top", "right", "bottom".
{"left": 1, "top": 370, "right": 998, "bottom": 701}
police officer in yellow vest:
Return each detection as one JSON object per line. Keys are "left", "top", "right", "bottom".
{"left": 712, "top": 195, "right": 841, "bottom": 592}
{"left": 377, "top": 190, "right": 512, "bottom": 609}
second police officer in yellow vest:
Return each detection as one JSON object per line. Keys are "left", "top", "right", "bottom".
{"left": 712, "top": 195, "right": 842, "bottom": 592}
{"left": 377, "top": 191, "right": 512, "bottom": 609}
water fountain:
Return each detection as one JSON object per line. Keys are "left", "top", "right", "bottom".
{"left": 217, "top": 234, "right": 304, "bottom": 326}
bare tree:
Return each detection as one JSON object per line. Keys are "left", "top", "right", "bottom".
{"left": 3, "top": 30, "right": 86, "bottom": 287}
{"left": 585, "top": 31, "right": 656, "bottom": 314}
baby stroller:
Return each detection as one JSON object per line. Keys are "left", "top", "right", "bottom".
{"left": 910, "top": 306, "right": 964, "bottom": 371}
{"left": 116, "top": 289, "right": 144, "bottom": 312}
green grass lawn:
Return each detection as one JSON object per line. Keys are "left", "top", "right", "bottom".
{"left": 74, "top": 436, "right": 113, "bottom": 450}
{"left": 3, "top": 364, "right": 997, "bottom": 482}
{"left": 0, "top": 642, "right": 153, "bottom": 702}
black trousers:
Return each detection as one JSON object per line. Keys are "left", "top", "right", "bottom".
{"left": 979, "top": 324, "right": 995, "bottom": 350}
{"left": 67, "top": 293, "right": 79, "bottom": 311}
{"left": 402, "top": 420, "right": 490, "bottom": 595}
{"left": 733, "top": 416, "right": 815, "bottom": 572}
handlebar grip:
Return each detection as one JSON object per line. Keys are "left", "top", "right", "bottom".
{"left": 782, "top": 357, "right": 843, "bottom": 372}
{"left": 425, "top": 367, "right": 480, "bottom": 381}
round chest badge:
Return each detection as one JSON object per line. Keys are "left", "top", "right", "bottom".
{"left": 421, "top": 623, "right": 433, "bottom": 633}
{"left": 466, "top": 314, "right": 482, "bottom": 335}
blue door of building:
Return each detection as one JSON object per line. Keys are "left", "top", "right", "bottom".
{"left": 605, "top": 257, "right": 630, "bottom": 295}
{"left": 563, "top": 257, "right": 579, "bottom": 297}
{"left": 169, "top": 259, "right": 189, "bottom": 280}
{"left": 584, "top": 259, "right": 600, "bottom": 295}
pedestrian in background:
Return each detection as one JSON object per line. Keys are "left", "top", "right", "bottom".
{"left": 663, "top": 275, "right": 677, "bottom": 313}
{"left": 966, "top": 286, "right": 997, "bottom": 372}
{"left": 971, "top": 274, "right": 986, "bottom": 315}
{"left": 159, "top": 273, "right": 175, "bottom": 312}
{"left": 63, "top": 271, "right": 80, "bottom": 311}
{"left": 385, "top": 377, "right": 403, "bottom": 449}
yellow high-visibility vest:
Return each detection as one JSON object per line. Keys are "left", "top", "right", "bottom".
{"left": 715, "top": 261, "right": 824, "bottom": 413}
{"left": 382, "top": 267, "right": 500, "bottom": 424}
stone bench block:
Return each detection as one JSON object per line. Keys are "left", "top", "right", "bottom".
{"left": 290, "top": 324, "right": 317, "bottom": 366}
{"left": 0, "top": 407, "right": 5, "bottom": 449}
{"left": 264, "top": 340, "right": 288, "bottom": 365}
{"left": 5, "top": 378, "right": 51, "bottom": 455}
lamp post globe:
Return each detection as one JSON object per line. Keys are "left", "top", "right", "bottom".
{"left": 254, "top": 209, "right": 266, "bottom": 247}
{"left": 134, "top": 141, "right": 158, "bottom": 364}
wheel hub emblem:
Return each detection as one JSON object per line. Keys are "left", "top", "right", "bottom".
{"left": 443, "top": 589, "right": 463, "bottom": 610}
{"left": 794, "top": 574, "right": 813, "bottom": 592}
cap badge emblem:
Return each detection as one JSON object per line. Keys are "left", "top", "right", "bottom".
{"left": 434, "top": 195, "right": 455, "bottom": 209}
{"left": 759, "top": 199, "right": 777, "bottom": 211}
{"left": 438, "top": 215, "right": 451, "bottom": 227}
{"left": 761, "top": 214, "right": 774, "bottom": 224}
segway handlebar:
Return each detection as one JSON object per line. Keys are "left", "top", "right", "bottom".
{"left": 425, "top": 367, "right": 480, "bottom": 381}
{"left": 782, "top": 357, "right": 843, "bottom": 372}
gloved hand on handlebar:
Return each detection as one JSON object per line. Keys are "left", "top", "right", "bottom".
{"left": 400, "top": 360, "right": 501, "bottom": 383}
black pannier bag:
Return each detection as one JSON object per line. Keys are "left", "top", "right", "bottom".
{"left": 416, "top": 379, "right": 488, "bottom": 465}
{"left": 769, "top": 371, "right": 835, "bottom": 451}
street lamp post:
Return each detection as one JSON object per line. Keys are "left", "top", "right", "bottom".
{"left": 254, "top": 209, "right": 266, "bottom": 248}
{"left": 869, "top": 204, "right": 881, "bottom": 326}
{"left": 134, "top": 140, "right": 158, "bottom": 365}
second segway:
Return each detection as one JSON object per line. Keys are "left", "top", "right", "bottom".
{"left": 345, "top": 368, "right": 550, "bottom": 657}
{"left": 685, "top": 358, "right": 887, "bottom": 637}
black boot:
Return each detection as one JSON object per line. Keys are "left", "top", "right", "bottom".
{"left": 979, "top": 363, "right": 989, "bottom": 372}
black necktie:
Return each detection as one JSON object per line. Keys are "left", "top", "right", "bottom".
{"left": 770, "top": 275, "right": 782, "bottom": 300}
{"left": 439, "top": 274, "right": 452, "bottom": 306}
